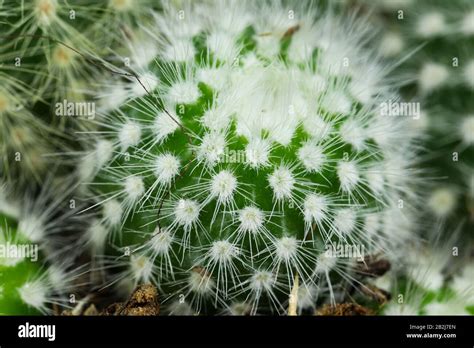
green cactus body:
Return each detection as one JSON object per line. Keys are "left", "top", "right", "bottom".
{"left": 78, "top": 0, "right": 420, "bottom": 314}
{"left": 0, "top": 209, "right": 45, "bottom": 315}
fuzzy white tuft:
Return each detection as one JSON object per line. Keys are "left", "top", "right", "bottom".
{"left": 123, "top": 176, "right": 145, "bottom": 202}
{"left": 150, "top": 227, "right": 174, "bottom": 255}
{"left": 35, "top": 0, "right": 58, "bottom": 27}
{"left": 365, "top": 167, "right": 385, "bottom": 194}
{"left": 130, "top": 254, "right": 154, "bottom": 283}
{"left": 254, "top": 36, "right": 281, "bottom": 58}
{"left": 296, "top": 285, "right": 318, "bottom": 312}
{"left": 340, "top": 119, "right": 366, "bottom": 151}
{"left": 379, "top": 32, "right": 404, "bottom": 57}
{"left": 419, "top": 62, "right": 449, "bottom": 93}
{"left": 337, "top": 160, "right": 360, "bottom": 193}
{"left": 297, "top": 141, "right": 325, "bottom": 173}
{"left": 152, "top": 111, "right": 181, "bottom": 144}
{"left": 364, "top": 213, "right": 381, "bottom": 237}
{"left": 119, "top": 121, "right": 142, "bottom": 151}
{"left": 427, "top": 188, "right": 456, "bottom": 218}
{"left": 18, "top": 280, "right": 47, "bottom": 310}
{"left": 87, "top": 220, "right": 109, "bottom": 251}
{"left": 18, "top": 215, "right": 45, "bottom": 243}
{"left": 274, "top": 236, "right": 298, "bottom": 263}
{"left": 95, "top": 140, "right": 114, "bottom": 168}
{"left": 197, "top": 132, "right": 226, "bottom": 167}
{"left": 245, "top": 138, "right": 271, "bottom": 169}
{"left": 249, "top": 270, "right": 275, "bottom": 293}
{"left": 102, "top": 199, "right": 123, "bottom": 227}
{"left": 302, "top": 116, "right": 332, "bottom": 140}
{"left": 51, "top": 46, "right": 75, "bottom": 68}
{"left": 303, "top": 194, "right": 328, "bottom": 228}
{"left": 322, "top": 91, "right": 351, "bottom": 115}
{"left": 99, "top": 85, "right": 130, "bottom": 112}
{"left": 163, "top": 39, "right": 196, "bottom": 62}
{"left": 238, "top": 206, "right": 265, "bottom": 234}
{"left": 47, "top": 265, "right": 68, "bottom": 292}
{"left": 206, "top": 32, "right": 239, "bottom": 62}
{"left": 132, "top": 72, "right": 159, "bottom": 97}
{"left": 268, "top": 166, "right": 296, "bottom": 203}
{"left": 201, "top": 106, "right": 231, "bottom": 132}
{"left": 154, "top": 153, "right": 181, "bottom": 185}
{"left": 174, "top": 199, "right": 200, "bottom": 231}
{"left": 461, "top": 11, "right": 474, "bottom": 36}
{"left": 209, "top": 240, "right": 240, "bottom": 264}
{"left": 188, "top": 267, "right": 215, "bottom": 294}
{"left": 314, "top": 253, "right": 337, "bottom": 274}
{"left": 333, "top": 209, "right": 357, "bottom": 236}
{"left": 167, "top": 80, "right": 201, "bottom": 105}
{"left": 197, "top": 67, "right": 230, "bottom": 91}
{"left": 210, "top": 170, "right": 238, "bottom": 204}
{"left": 459, "top": 115, "right": 474, "bottom": 145}
{"left": 416, "top": 12, "right": 446, "bottom": 38}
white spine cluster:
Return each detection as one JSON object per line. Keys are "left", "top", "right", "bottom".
{"left": 0, "top": 184, "right": 90, "bottom": 314}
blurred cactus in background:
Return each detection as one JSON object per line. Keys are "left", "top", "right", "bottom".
{"left": 0, "top": 182, "right": 88, "bottom": 314}
{"left": 346, "top": 0, "right": 474, "bottom": 315}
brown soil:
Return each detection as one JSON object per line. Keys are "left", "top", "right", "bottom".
{"left": 102, "top": 284, "right": 160, "bottom": 316}
{"left": 61, "top": 284, "right": 160, "bottom": 316}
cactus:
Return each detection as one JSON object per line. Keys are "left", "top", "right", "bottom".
{"left": 340, "top": 0, "right": 474, "bottom": 316}
{"left": 0, "top": 1, "right": 79, "bottom": 182}
{"left": 0, "top": 0, "right": 155, "bottom": 130}
{"left": 0, "top": 212, "right": 45, "bottom": 315}
{"left": 378, "top": 245, "right": 474, "bottom": 315}
{"left": 0, "top": 1, "right": 163, "bottom": 315}
{"left": 0, "top": 181, "right": 89, "bottom": 315}
{"left": 75, "top": 0, "right": 423, "bottom": 315}
{"left": 373, "top": 0, "right": 474, "bottom": 245}
{"left": 0, "top": 0, "right": 146, "bottom": 184}
{"left": 0, "top": 69, "right": 57, "bottom": 184}
{"left": 1, "top": 1, "right": 93, "bottom": 98}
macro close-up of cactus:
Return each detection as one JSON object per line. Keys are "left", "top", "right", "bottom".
{"left": 74, "top": 0, "right": 427, "bottom": 315}
{"left": 0, "top": 1, "right": 472, "bottom": 345}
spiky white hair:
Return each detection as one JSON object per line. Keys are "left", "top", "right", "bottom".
{"left": 78, "top": 0, "right": 420, "bottom": 314}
